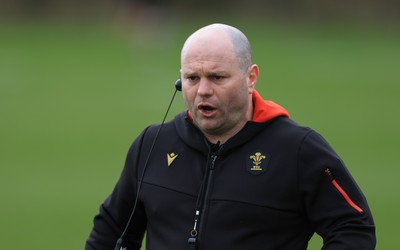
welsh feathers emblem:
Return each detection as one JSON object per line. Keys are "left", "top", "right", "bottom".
{"left": 246, "top": 152, "right": 270, "bottom": 175}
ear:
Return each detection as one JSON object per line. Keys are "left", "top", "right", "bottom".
{"left": 247, "top": 64, "right": 259, "bottom": 94}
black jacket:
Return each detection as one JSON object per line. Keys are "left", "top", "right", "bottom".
{"left": 86, "top": 95, "right": 375, "bottom": 250}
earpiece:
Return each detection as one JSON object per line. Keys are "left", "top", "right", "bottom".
{"left": 175, "top": 79, "right": 182, "bottom": 91}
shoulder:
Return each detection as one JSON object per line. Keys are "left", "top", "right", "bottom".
{"left": 263, "top": 116, "right": 314, "bottom": 140}
{"left": 140, "top": 111, "right": 186, "bottom": 138}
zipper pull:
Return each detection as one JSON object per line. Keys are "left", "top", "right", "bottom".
{"left": 210, "top": 155, "right": 217, "bottom": 170}
{"left": 324, "top": 167, "right": 334, "bottom": 180}
{"left": 190, "top": 210, "right": 199, "bottom": 237}
{"left": 188, "top": 210, "right": 199, "bottom": 248}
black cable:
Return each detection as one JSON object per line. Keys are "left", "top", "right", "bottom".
{"left": 115, "top": 86, "right": 180, "bottom": 250}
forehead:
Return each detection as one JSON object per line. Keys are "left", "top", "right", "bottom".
{"left": 181, "top": 54, "right": 237, "bottom": 73}
{"left": 181, "top": 33, "right": 239, "bottom": 73}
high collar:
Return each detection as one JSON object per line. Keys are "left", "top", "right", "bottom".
{"left": 251, "top": 90, "right": 289, "bottom": 122}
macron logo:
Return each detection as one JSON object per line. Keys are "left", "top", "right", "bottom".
{"left": 167, "top": 153, "right": 178, "bottom": 167}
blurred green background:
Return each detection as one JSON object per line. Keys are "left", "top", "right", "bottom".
{"left": 1, "top": 1, "right": 399, "bottom": 249}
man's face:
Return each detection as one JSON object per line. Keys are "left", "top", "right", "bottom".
{"left": 181, "top": 33, "right": 254, "bottom": 141}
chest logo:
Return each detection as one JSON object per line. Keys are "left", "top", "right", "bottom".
{"left": 247, "top": 152, "right": 270, "bottom": 175}
{"left": 167, "top": 153, "right": 178, "bottom": 167}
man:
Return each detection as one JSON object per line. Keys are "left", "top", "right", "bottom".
{"left": 86, "top": 23, "right": 376, "bottom": 249}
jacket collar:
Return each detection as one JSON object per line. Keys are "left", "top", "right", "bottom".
{"left": 251, "top": 90, "right": 289, "bottom": 122}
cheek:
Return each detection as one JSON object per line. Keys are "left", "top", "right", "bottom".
{"left": 225, "top": 85, "right": 249, "bottom": 108}
{"left": 182, "top": 88, "right": 195, "bottom": 107}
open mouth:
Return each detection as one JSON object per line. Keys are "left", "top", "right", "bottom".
{"left": 198, "top": 103, "right": 217, "bottom": 115}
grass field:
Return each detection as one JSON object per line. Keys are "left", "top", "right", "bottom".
{"left": 0, "top": 18, "right": 399, "bottom": 249}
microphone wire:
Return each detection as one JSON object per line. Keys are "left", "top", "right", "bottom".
{"left": 115, "top": 86, "right": 180, "bottom": 250}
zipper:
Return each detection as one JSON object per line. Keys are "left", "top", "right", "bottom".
{"left": 188, "top": 150, "right": 219, "bottom": 249}
{"left": 324, "top": 167, "right": 363, "bottom": 213}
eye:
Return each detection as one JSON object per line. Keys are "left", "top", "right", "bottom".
{"left": 212, "top": 74, "right": 228, "bottom": 82}
{"left": 186, "top": 75, "right": 199, "bottom": 82}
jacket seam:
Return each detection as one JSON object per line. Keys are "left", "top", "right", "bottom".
{"left": 296, "top": 129, "right": 314, "bottom": 214}
{"left": 134, "top": 126, "right": 151, "bottom": 190}
{"left": 142, "top": 181, "right": 198, "bottom": 198}
{"left": 210, "top": 198, "right": 300, "bottom": 213}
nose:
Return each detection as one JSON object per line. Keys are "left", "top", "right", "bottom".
{"left": 197, "top": 78, "right": 213, "bottom": 96}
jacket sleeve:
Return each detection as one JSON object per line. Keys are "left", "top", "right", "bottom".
{"left": 298, "top": 131, "right": 376, "bottom": 249}
{"left": 85, "top": 129, "right": 148, "bottom": 250}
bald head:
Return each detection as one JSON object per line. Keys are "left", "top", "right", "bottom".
{"left": 181, "top": 24, "right": 253, "bottom": 71}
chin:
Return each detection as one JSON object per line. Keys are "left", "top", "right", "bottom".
{"left": 200, "top": 123, "right": 222, "bottom": 134}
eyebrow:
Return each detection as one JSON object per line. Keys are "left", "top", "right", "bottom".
{"left": 207, "top": 72, "right": 229, "bottom": 78}
{"left": 182, "top": 70, "right": 229, "bottom": 77}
